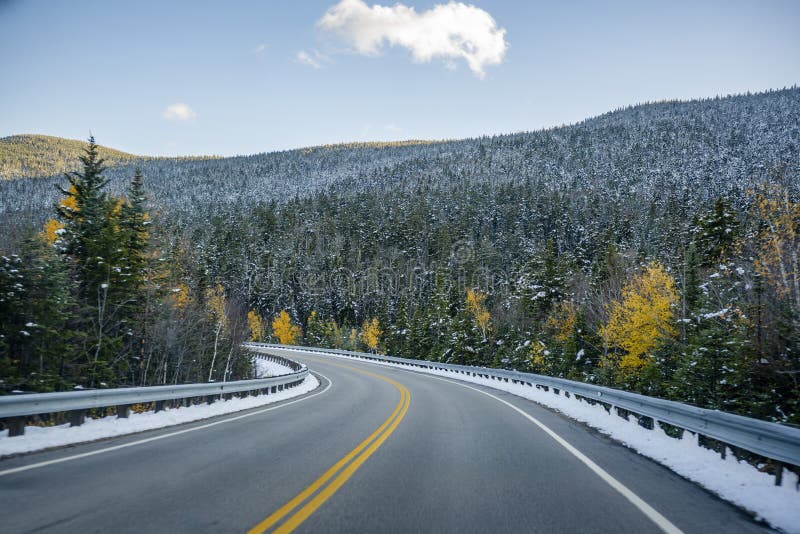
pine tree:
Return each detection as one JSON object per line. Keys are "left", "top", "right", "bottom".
{"left": 0, "top": 237, "right": 78, "bottom": 392}
{"left": 305, "top": 310, "right": 327, "bottom": 346}
{"left": 120, "top": 170, "right": 149, "bottom": 295}
{"left": 683, "top": 242, "right": 701, "bottom": 312}
{"left": 56, "top": 136, "right": 111, "bottom": 292}
{"left": 692, "top": 197, "right": 739, "bottom": 267}
{"left": 385, "top": 295, "right": 410, "bottom": 356}
{"left": 519, "top": 239, "right": 568, "bottom": 322}
{"left": 54, "top": 137, "right": 130, "bottom": 386}
{"left": 425, "top": 270, "right": 456, "bottom": 361}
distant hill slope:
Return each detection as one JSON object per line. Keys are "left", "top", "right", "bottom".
{"left": 0, "top": 134, "right": 222, "bottom": 180}
{"left": 0, "top": 134, "right": 148, "bottom": 180}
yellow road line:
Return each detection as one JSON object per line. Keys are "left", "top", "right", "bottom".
{"left": 248, "top": 363, "right": 410, "bottom": 534}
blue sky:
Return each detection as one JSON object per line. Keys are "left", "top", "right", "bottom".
{"left": 1, "top": 0, "right": 798, "bottom": 156}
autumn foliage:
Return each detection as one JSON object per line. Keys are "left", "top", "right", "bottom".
{"left": 600, "top": 262, "right": 678, "bottom": 375}
{"left": 466, "top": 288, "right": 491, "bottom": 341}
{"left": 360, "top": 317, "right": 382, "bottom": 351}
{"left": 272, "top": 310, "right": 301, "bottom": 345}
{"left": 247, "top": 310, "right": 264, "bottom": 341}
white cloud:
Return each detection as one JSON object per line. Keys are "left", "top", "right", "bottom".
{"left": 253, "top": 43, "right": 268, "bottom": 54}
{"left": 163, "top": 103, "right": 196, "bottom": 121}
{"left": 296, "top": 50, "right": 322, "bottom": 69}
{"left": 317, "top": 0, "right": 507, "bottom": 78}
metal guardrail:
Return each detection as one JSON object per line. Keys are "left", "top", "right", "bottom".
{"left": 248, "top": 343, "right": 800, "bottom": 478}
{"left": 0, "top": 353, "right": 309, "bottom": 437}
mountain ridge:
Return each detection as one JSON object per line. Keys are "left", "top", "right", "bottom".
{"left": 1, "top": 87, "right": 797, "bottom": 242}
{"left": 5, "top": 86, "right": 797, "bottom": 181}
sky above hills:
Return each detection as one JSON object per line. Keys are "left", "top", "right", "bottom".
{"left": 1, "top": 0, "right": 798, "bottom": 157}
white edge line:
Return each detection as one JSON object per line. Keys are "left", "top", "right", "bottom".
{"left": 0, "top": 373, "right": 332, "bottom": 477}
{"left": 292, "top": 350, "right": 684, "bottom": 534}
{"left": 419, "top": 373, "right": 684, "bottom": 534}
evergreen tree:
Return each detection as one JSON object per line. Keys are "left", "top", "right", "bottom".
{"left": 384, "top": 295, "right": 410, "bottom": 357}
{"left": 0, "top": 237, "right": 77, "bottom": 392}
{"left": 692, "top": 197, "right": 739, "bottom": 267}
{"left": 56, "top": 136, "right": 111, "bottom": 293}
{"left": 304, "top": 310, "right": 327, "bottom": 346}
{"left": 54, "top": 137, "right": 130, "bottom": 386}
{"left": 683, "top": 242, "right": 701, "bottom": 312}
{"left": 425, "top": 270, "right": 457, "bottom": 361}
{"left": 120, "top": 169, "right": 149, "bottom": 296}
{"left": 519, "top": 239, "right": 568, "bottom": 323}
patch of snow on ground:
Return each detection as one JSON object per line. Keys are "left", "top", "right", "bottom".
{"left": 309, "top": 350, "right": 799, "bottom": 534}
{"left": 0, "top": 358, "right": 317, "bottom": 457}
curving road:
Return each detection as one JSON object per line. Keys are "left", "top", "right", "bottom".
{"left": 0, "top": 348, "right": 770, "bottom": 533}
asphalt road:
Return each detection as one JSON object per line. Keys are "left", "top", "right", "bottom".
{"left": 0, "top": 348, "right": 771, "bottom": 533}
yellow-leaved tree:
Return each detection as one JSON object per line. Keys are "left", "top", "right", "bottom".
{"left": 206, "top": 284, "right": 227, "bottom": 381}
{"left": 752, "top": 184, "right": 800, "bottom": 311}
{"left": 247, "top": 310, "right": 264, "bottom": 341}
{"left": 527, "top": 340, "right": 549, "bottom": 373}
{"left": 39, "top": 184, "right": 79, "bottom": 244}
{"left": 466, "top": 288, "right": 491, "bottom": 341}
{"left": 600, "top": 262, "right": 678, "bottom": 376}
{"left": 170, "top": 283, "right": 192, "bottom": 310}
{"left": 272, "top": 310, "right": 301, "bottom": 345}
{"left": 40, "top": 219, "right": 65, "bottom": 245}
{"left": 546, "top": 301, "right": 576, "bottom": 343}
{"left": 360, "top": 317, "right": 382, "bottom": 352}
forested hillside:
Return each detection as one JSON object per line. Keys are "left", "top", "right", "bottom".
{"left": 1, "top": 88, "right": 799, "bottom": 425}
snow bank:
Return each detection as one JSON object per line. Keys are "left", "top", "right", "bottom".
{"left": 254, "top": 357, "right": 296, "bottom": 378}
{"left": 0, "top": 358, "right": 317, "bottom": 457}
{"left": 315, "top": 350, "right": 799, "bottom": 533}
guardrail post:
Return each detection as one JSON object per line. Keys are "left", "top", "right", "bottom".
{"left": 775, "top": 463, "right": 783, "bottom": 486}
{"left": 7, "top": 416, "right": 26, "bottom": 437}
{"left": 154, "top": 400, "right": 165, "bottom": 413}
{"left": 69, "top": 409, "right": 85, "bottom": 427}
{"left": 117, "top": 405, "right": 130, "bottom": 418}
{"left": 206, "top": 395, "right": 215, "bottom": 405}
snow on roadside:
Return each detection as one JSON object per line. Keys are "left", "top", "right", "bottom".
{"left": 309, "top": 350, "right": 799, "bottom": 533}
{"left": 0, "top": 358, "right": 318, "bottom": 457}
{"left": 254, "top": 357, "right": 295, "bottom": 378}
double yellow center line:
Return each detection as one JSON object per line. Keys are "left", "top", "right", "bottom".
{"left": 248, "top": 364, "right": 411, "bottom": 534}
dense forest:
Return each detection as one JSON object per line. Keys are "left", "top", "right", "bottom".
{"left": 1, "top": 88, "right": 799, "bottom": 426}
